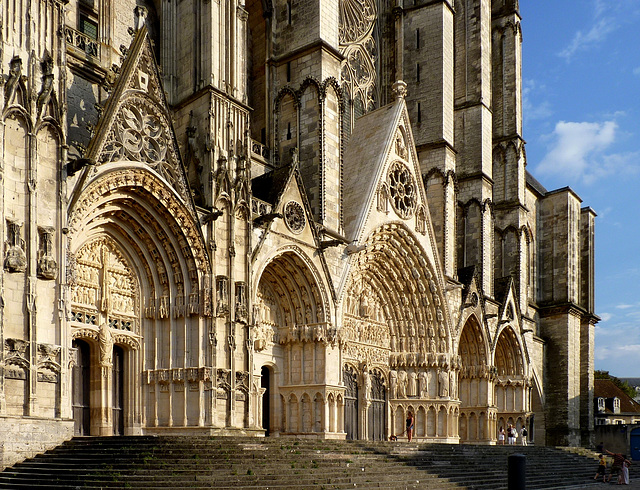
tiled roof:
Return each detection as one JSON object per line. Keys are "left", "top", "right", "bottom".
{"left": 594, "top": 379, "right": 640, "bottom": 413}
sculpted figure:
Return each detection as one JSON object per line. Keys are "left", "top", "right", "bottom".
{"left": 450, "top": 371, "right": 457, "bottom": 398}
{"left": 408, "top": 371, "right": 417, "bottom": 397}
{"left": 397, "top": 370, "right": 407, "bottom": 398}
{"left": 438, "top": 370, "right": 449, "bottom": 397}
{"left": 389, "top": 370, "right": 398, "bottom": 399}
{"left": 98, "top": 323, "right": 113, "bottom": 365}
{"left": 419, "top": 371, "right": 428, "bottom": 398}
{"left": 363, "top": 370, "right": 372, "bottom": 400}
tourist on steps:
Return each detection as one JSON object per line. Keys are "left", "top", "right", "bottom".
{"left": 620, "top": 458, "right": 631, "bottom": 485}
{"left": 498, "top": 426, "right": 505, "bottom": 445}
{"left": 605, "top": 449, "right": 626, "bottom": 483}
{"left": 520, "top": 426, "right": 528, "bottom": 446}
{"left": 406, "top": 411, "right": 414, "bottom": 442}
{"left": 594, "top": 454, "right": 607, "bottom": 482}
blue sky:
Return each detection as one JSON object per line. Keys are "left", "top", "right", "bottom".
{"left": 520, "top": 1, "right": 640, "bottom": 376}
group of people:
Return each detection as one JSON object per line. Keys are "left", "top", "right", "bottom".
{"left": 498, "top": 424, "right": 527, "bottom": 446}
{"left": 594, "top": 446, "right": 631, "bottom": 485}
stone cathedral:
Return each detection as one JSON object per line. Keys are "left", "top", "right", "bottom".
{"left": 0, "top": 0, "right": 597, "bottom": 467}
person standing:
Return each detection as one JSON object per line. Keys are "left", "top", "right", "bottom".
{"left": 594, "top": 454, "right": 607, "bottom": 482}
{"left": 406, "top": 411, "right": 415, "bottom": 442}
{"left": 498, "top": 426, "right": 505, "bottom": 445}
{"left": 605, "top": 449, "right": 626, "bottom": 483}
{"left": 508, "top": 424, "right": 516, "bottom": 445}
{"left": 520, "top": 426, "right": 528, "bottom": 446}
{"left": 621, "top": 458, "right": 631, "bottom": 485}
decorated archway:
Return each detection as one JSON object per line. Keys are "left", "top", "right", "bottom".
{"left": 457, "top": 315, "right": 495, "bottom": 442}
{"left": 253, "top": 248, "right": 334, "bottom": 437}
{"left": 494, "top": 325, "right": 531, "bottom": 440}
{"left": 67, "top": 166, "right": 212, "bottom": 435}
{"left": 342, "top": 223, "right": 459, "bottom": 442}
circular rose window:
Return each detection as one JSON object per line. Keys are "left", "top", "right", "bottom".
{"left": 284, "top": 201, "right": 305, "bottom": 233}
{"left": 388, "top": 162, "right": 416, "bottom": 219}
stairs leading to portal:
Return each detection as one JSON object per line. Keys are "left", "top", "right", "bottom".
{"left": 0, "top": 436, "right": 617, "bottom": 489}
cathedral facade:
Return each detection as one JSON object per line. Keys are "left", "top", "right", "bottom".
{"left": 0, "top": 0, "right": 597, "bottom": 467}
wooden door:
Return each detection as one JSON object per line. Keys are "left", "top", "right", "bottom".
{"left": 72, "top": 340, "right": 90, "bottom": 436}
{"left": 344, "top": 366, "right": 358, "bottom": 440}
{"left": 367, "top": 369, "right": 386, "bottom": 441}
{"left": 112, "top": 346, "right": 124, "bottom": 435}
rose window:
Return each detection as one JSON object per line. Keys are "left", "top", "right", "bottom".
{"left": 387, "top": 162, "right": 416, "bottom": 219}
{"left": 284, "top": 201, "right": 305, "bottom": 233}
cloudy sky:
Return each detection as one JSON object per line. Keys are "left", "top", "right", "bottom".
{"left": 520, "top": 1, "right": 640, "bottom": 376}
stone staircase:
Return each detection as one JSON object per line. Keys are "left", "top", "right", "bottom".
{"left": 0, "top": 436, "right": 618, "bottom": 489}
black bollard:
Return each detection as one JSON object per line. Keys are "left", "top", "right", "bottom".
{"left": 508, "top": 453, "right": 526, "bottom": 490}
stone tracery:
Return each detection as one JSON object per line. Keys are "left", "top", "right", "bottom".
{"left": 339, "top": 0, "right": 377, "bottom": 112}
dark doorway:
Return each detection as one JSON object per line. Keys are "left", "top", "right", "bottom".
{"left": 367, "top": 369, "right": 386, "bottom": 441}
{"left": 112, "top": 345, "right": 124, "bottom": 435}
{"left": 344, "top": 365, "right": 358, "bottom": 440}
{"left": 72, "top": 340, "right": 90, "bottom": 436}
{"left": 261, "top": 365, "right": 271, "bottom": 435}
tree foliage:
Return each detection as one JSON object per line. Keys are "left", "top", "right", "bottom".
{"left": 595, "top": 370, "right": 636, "bottom": 399}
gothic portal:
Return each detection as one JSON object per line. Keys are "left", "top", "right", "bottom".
{"left": 0, "top": 0, "right": 597, "bottom": 467}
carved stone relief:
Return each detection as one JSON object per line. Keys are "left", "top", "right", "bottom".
{"left": 4, "top": 221, "right": 26, "bottom": 273}
{"left": 37, "top": 227, "right": 58, "bottom": 280}
{"left": 70, "top": 237, "right": 139, "bottom": 334}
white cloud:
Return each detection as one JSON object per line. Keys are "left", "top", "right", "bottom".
{"left": 523, "top": 79, "right": 552, "bottom": 123}
{"left": 558, "top": 17, "right": 617, "bottom": 59}
{"left": 633, "top": 67, "right": 640, "bottom": 77}
{"left": 618, "top": 344, "right": 640, "bottom": 353}
{"left": 616, "top": 304, "right": 634, "bottom": 309}
{"left": 536, "top": 120, "right": 640, "bottom": 184}
{"left": 599, "top": 312, "right": 612, "bottom": 322}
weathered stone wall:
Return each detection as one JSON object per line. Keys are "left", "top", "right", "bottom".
{"left": 0, "top": 417, "right": 74, "bottom": 469}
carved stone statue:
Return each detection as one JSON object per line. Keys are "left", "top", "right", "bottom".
{"left": 419, "top": 371, "right": 428, "bottom": 398}
{"left": 408, "top": 371, "right": 417, "bottom": 397}
{"left": 98, "top": 323, "right": 113, "bottom": 366}
{"left": 438, "top": 370, "right": 449, "bottom": 398}
{"left": 397, "top": 370, "right": 407, "bottom": 398}
{"left": 363, "top": 370, "right": 371, "bottom": 401}
{"left": 449, "top": 370, "right": 457, "bottom": 399}
{"left": 389, "top": 370, "right": 398, "bottom": 399}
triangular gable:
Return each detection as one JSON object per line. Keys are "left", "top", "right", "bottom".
{"left": 496, "top": 277, "right": 522, "bottom": 325}
{"left": 342, "top": 94, "right": 442, "bottom": 278}
{"left": 343, "top": 97, "right": 433, "bottom": 242}
{"left": 251, "top": 164, "right": 323, "bottom": 258}
{"left": 82, "top": 27, "right": 194, "bottom": 212}
{"left": 459, "top": 266, "right": 485, "bottom": 312}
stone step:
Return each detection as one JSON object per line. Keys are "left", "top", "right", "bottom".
{"left": 1, "top": 436, "right": 628, "bottom": 490}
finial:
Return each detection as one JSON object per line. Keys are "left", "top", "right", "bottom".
{"left": 392, "top": 80, "right": 408, "bottom": 99}
{"left": 134, "top": 6, "right": 148, "bottom": 31}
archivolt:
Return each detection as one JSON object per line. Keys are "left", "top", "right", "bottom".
{"left": 344, "top": 223, "right": 451, "bottom": 358}
{"left": 255, "top": 248, "right": 329, "bottom": 342}
{"left": 67, "top": 166, "right": 212, "bottom": 318}
{"left": 494, "top": 326, "right": 524, "bottom": 377}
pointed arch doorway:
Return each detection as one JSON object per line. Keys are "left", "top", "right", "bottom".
{"left": 344, "top": 365, "right": 359, "bottom": 440}
{"left": 112, "top": 346, "right": 125, "bottom": 435}
{"left": 72, "top": 340, "right": 128, "bottom": 436}
{"left": 261, "top": 365, "right": 272, "bottom": 436}
{"left": 72, "top": 339, "right": 91, "bottom": 436}
{"left": 367, "top": 369, "right": 387, "bottom": 441}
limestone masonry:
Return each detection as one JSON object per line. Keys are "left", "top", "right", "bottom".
{"left": 0, "top": 0, "right": 597, "bottom": 468}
